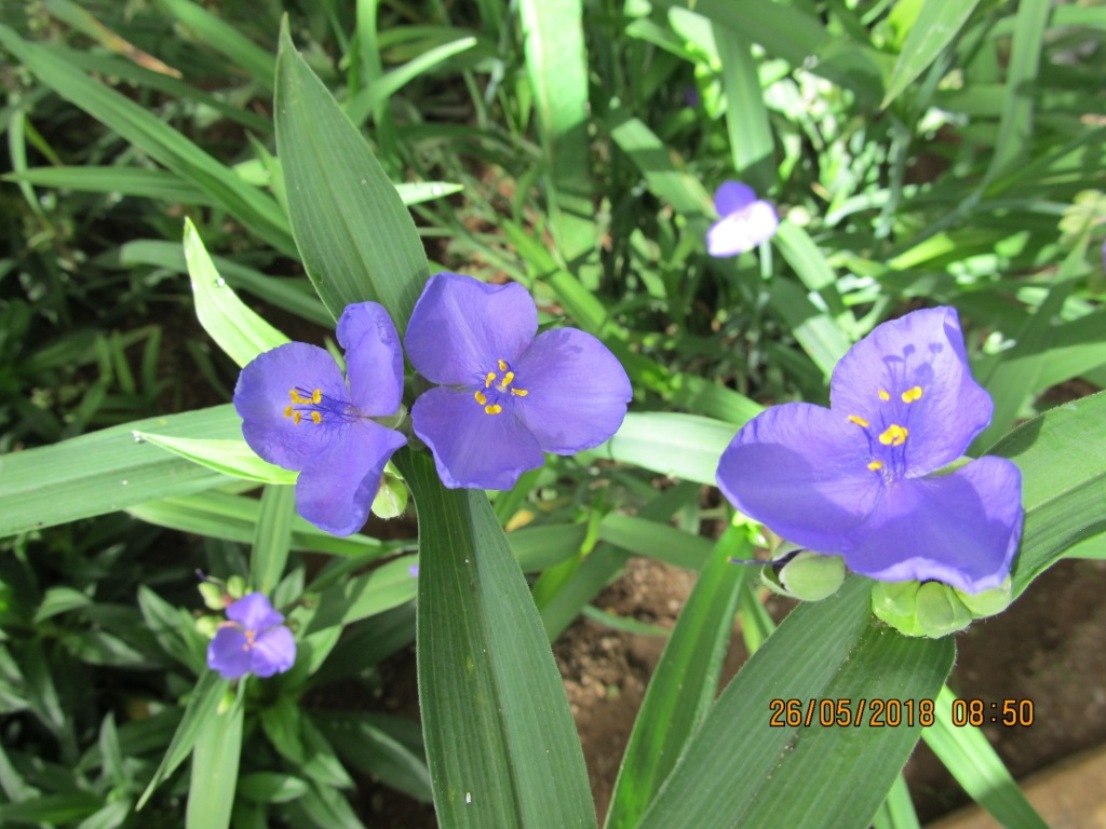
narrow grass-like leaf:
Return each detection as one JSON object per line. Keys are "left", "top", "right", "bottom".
{"left": 715, "top": 26, "right": 774, "bottom": 194}
{"left": 599, "top": 413, "right": 736, "bottom": 486}
{"left": 0, "top": 406, "right": 241, "bottom": 538}
{"left": 519, "top": 0, "right": 594, "bottom": 264}
{"left": 605, "top": 528, "right": 751, "bottom": 829}
{"left": 275, "top": 21, "right": 429, "bottom": 329}
{"left": 184, "top": 218, "right": 290, "bottom": 368}
{"left": 0, "top": 25, "right": 294, "bottom": 254}
{"left": 922, "top": 686, "right": 1047, "bottom": 828}
{"left": 251, "top": 485, "right": 295, "bottom": 594}
{"left": 398, "top": 449, "right": 596, "bottom": 828}
{"left": 185, "top": 691, "right": 244, "bottom": 829}
{"left": 882, "top": 0, "right": 983, "bottom": 108}
{"left": 4, "top": 166, "right": 207, "bottom": 203}
{"left": 138, "top": 671, "right": 229, "bottom": 809}
{"left": 597, "top": 514, "right": 714, "bottom": 570}
{"left": 989, "top": 390, "right": 1106, "bottom": 596}
{"left": 872, "top": 774, "right": 921, "bottom": 829}
{"left": 133, "top": 433, "right": 296, "bottom": 485}
{"left": 638, "top": 579, "right": 955, "bottom": 828}
{"left": 156, "top": 0, "right": 276, "bottom": 90}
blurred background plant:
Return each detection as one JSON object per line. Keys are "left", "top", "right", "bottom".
{"left": 2, "top": 0, "right": 1105, "bottom": 826}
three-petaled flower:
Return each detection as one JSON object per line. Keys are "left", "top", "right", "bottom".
{"left": 404, "top": 272, "right": 633, "bottom": 489}
{"left": 706, "top": 180, "right": 779, "bottom": 258}
{"left": 716, "top": 307, "right": 1023, "bottom": 594}
{"left": 207, "top": 593, "right": 296, "bottom": 680}
{"left": 234, "top": 302, "right": 406, "bottom": 535}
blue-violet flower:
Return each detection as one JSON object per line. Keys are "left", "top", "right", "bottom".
{"left": 207, "top": 592, "right": 296, "bottom": 680}
{"left": 234, "top": 302, "right": 406, "bottom": 535}
{"left": 706, "top": 180, "right": 779, "bottom": 257}
{"left": 716, "top": 307, "right": 1023, "bottom": 594}
{"left": 405, "top": 272, "right": 632, "bottom": 489}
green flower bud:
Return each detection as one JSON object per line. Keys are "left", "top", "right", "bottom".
{"left": 226, "top": 575, "right": 246, "bottom": 600}
{"left": 198, "top": 582, "right": 225, "bottom": 611}
{"left": 763, "top": 550, "right": 846, "bottom": 601}
{"left": 372, "top": 469, "right": 408, "bottom": 519}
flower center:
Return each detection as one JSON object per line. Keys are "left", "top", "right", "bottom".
{"left": 848, "top": 384, "right": 925, "bottom": 475}
{"left": 473, "top": 358, "right": 529, "bottom": 416}
{"left": 283, "top": 386, "right": 350, "bottom": 425}
{"left": 242, "top": 628, "right": 256, "bottom": 652}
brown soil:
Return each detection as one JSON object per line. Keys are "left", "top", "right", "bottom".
{"left": 363, "top": 554, "right": 1106, "bottom": 827}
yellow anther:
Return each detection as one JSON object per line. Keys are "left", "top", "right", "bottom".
{"left": 878, "top": 424, "right": 908, "bottom": 446}
{"left": 848, "top": 415, "right": 870, "bottom": 428}
{"left": 485, "top": 372, "right": 496, "bottom": 388}
{"left": 498, "top": 371, "right": 515, "bottom": 390}
{"left": 311, "top": 388, "right": 322, "bottom": 404}
{"left": 484, "top": 404, "right": 503, "bottom": 415}
{"left": 901, "top": 386, "right": 923, "bottom": 403}
{"left": 284, "top": 405, "right": 294, "bottom": 418}
{"left": 311, "top": 411, "right": 322, "bottom": 424}
{"left": 867, "top": 460, "right": 884, "bottom": 472}
{"left": 878, "top": 389, "right": 890, "bottom": 401}
{"left": 497, "top": 359, "right": 508, "bottom": 372}
{"left": 511, "top": 388, "right": 528, "bottom": 397}
{"left": 292, "top": 411, "right": 303, "bottom": 425}
{"left": 474, "top": 390, "right": 488, "bottom": 405}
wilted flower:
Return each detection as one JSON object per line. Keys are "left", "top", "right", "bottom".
{"left": 706, "top": 180, "right": 779, "bottom": 257}
{"left": 207, "top": 593, "right": 296, "bottom": 680}
{"left": 234, "top": 302, "right": 406, "bottom": 535}
{"left": 716, "top": 307, "right": 1023, "bottom": 594}
{"left": 405, "top": 272, "right": 632, "bottom": 489}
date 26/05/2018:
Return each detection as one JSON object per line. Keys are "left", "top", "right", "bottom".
{"left": 768, "top": 697, "right": 1035, "bottom": 729}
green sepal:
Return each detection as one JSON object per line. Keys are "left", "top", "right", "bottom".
{"left": 872, "top": 577, "right": 1012, "bottom": 638}
{"left": 370, "top": 464, "right": 408, "bottom": 520}
{"left": 768, "top": 551, "right": 847, "bottom": 601}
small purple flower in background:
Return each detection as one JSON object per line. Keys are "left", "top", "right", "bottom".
{"left": 716, "top": 307, "right": 1023, "bottom": 594}
{"left": 207, "top": 593, "right": 296, "bottom": 680}
{"left": 234, "top": 302, "right": 406, "bottom": 535}
{"left": 706, "top": 180, "right": 779, "bottom": 257}
{"left": 405, "top": 272, "right": 632, "bottom": 489}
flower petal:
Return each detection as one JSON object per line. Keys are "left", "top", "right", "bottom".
{"left": 706, "top": 201, "right": 779, "bottom": 257}
{"left": 295, "top": 421, "right": 406, "bottom": 535}
{"left": 842, "top": 456, "right": 1023, "bottom": 593}
{"left": 713, "top": 180, "right": 757, "bottom": 217}
{"left": 336, "top": 302, "right": 404, "bottom": 416}
{"left": 512, "top": 328, "right": 632, "bottom": 453}
{"left": 411, "top": 386, "right": 544, "bottom": 489}
{"left": 250, "top": 625, "right": 296, "bottom": 677}
{"left": 227, "top": 593, "right": 283, "bottom": 629}
{"left": 716, "top": 403, "right": 882, "bottom": 552}
{"left": 207, "top": 626, "right": 252, "bottom": 680}
{"left": 405, "top": 272, "right": 537, "bottom": 385}
{"left": 234, "top": 343, "right": 347, "bottom": 470}
{"left": 830, "top": 307, "right": 993, "bottom": 475}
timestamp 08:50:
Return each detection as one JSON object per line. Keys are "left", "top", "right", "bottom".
{"left": 768, "top": 697, "right": 1035, "bottom": 728}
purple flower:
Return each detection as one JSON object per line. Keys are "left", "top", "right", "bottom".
{"left": 234, "top": 302, "right": 406, "bottom": 535}
{"left": 716, "top": 307, "right": 1023, "bottom": 594}
{"left": 207, "top": 593, "right": 296, "bottom": 680}
{"left": 405, "top": 272, "right": 632, "bottom": 489}
{"left": 706, "top": 180, "right": 779, "bottom": 257}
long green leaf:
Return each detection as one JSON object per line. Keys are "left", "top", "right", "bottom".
{"left": 605, "top": 528, "right": 750, "bottom": 828}
{"left": 638, "top": 579, "right": 955, "bottom": 828}
{"left": 186, "top": 692, "right": 244, "bottom": 829}
{"left": 599, "top": 413, "right": 735, "bottom": 486}
{"left": 882, "top": 0, "right": 984, "bottom": 108}
{"left": 274, "top": 20, "right": 429, "bottom": 329}
{"left": 0, "top": 406, "right": 241, "bottom": 538}
{"left": 398, "top": 449, "right": 596, "bottom": 828}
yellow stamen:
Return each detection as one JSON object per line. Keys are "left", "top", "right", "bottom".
{"left": 485, "top": 372, "right": 496, "bottom": 389}
{"left": 848, "top": 415, "right": 870, "bottom": 428}
{"left": 497, "top": 359, "right": 508, "bottom": 372}
{"left": 292, "top": 411, "right": 302, "bottom": 425}
{"left": 311, "top": 388, "right": 322, "bottom": 404}
{"left": 878, "top": 424, "right": 908, "bottom": 446}
{"left": 474, "top": 390, "right": 488, "bottom": 405}
{"left": 484, "top": 404, "right": 503, "bottom": 415}
{"left": 511, "top": 388, "right": 528, "bottom": 397}
{"left": 311, "top": 411, "right": 322, "bottom": 424}
{"left": 901, "top": 386, "right": 923, "bottom": 403}
{"left": 878, "top": 389, "right": 890, "bottom": 401}
{"left": 867, "top": 460, "right": 884, "bottom": 472}
{"left": 284, "top": 405, "right": 294, "bottom": 418}
{"left": 498, "top": 371, "right": 515, "bottom": 390}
